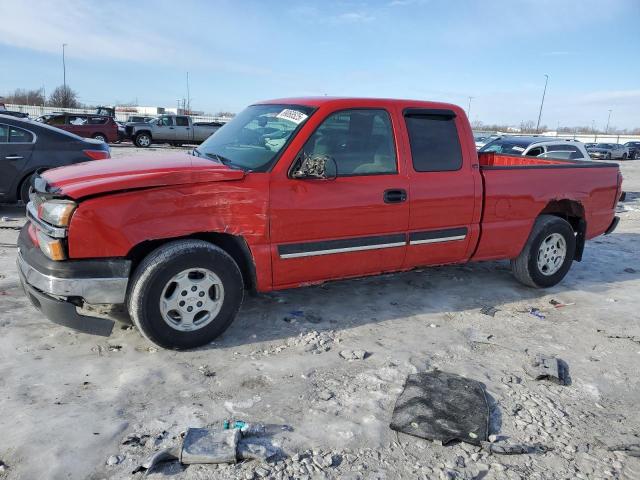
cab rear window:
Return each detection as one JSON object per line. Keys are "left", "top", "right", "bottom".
{"left": 404, "top": 113, "right": 462, "bottom": 172}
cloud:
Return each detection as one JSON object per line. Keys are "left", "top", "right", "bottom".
{"left": 333, "top": 12, "right": 375, "bottom": 23}
{"left": 0, "top": 0, "right": 270, "bottom": 75}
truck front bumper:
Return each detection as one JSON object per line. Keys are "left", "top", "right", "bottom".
{"left": 17, "top": 226, "right": 131, "bottom": 336}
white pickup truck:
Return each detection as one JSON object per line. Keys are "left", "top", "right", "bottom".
{"left": 126, "top": 114, "right": 224, "bottom": 147}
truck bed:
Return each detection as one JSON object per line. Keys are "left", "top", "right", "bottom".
{"left": 473, "top": 152, "right": 620, "bottom": 262}
{"left": 478, "top": 151, "right": 617, "bottom": 169}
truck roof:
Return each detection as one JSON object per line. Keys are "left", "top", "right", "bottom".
{"left": 257, "top": 97, "right": 462, "bottom": 111}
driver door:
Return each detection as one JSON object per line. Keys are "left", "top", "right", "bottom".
{"left": 269, "top": 108, "right": 409, "bottom": 288}
{"left": 155, "top": 116, "right": 175, "bottom": 141}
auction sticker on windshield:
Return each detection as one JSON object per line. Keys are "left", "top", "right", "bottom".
{"left": 276, "top": 109, "right": 308, "bottom": 125}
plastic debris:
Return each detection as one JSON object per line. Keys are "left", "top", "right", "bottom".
{"left": 525, "top": 354, "right": 567, "bottom": 384}
{"left": 181, "top": 428, "right": 240, "bottom": 464}
{"left": 528, "top": 308, "right": 546, "bottom": 319}
{"left": 549, "top": 299, "right": 575, "bottom": 308}
{"left": 390, "top": 371, "right": 489, "bottom": 445}
{"left": 481, "top": 441, "right": 552, "bottom": 455}
{"left": 480, "top": 305, "right": 499, "bottom": 317}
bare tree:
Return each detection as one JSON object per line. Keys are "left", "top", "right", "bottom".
{"left": 48, "top": 85, "right": 80, "bottom": 108}
{"left": 215, "top": 111, "right": 236, "bottom": 117}
{"left": 2, "top": 88, "right": 46, "bottom": 105}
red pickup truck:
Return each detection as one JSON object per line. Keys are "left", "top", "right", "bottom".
{"left": 17, "top": 97, "right": 622, "bottom": 349}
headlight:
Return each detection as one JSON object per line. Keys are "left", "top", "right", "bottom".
{"left": 39, "top": 200, "right": 77, "bottom": 227}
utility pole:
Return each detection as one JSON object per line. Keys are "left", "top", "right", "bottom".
{"left": 536, "top": 74, "right": 549, "bottom": 133}
{"left": 62, "top": 43, "right": 68, "bottom": 90}
{"left": 186, "top": 72, "right": 191, "bottom": 114}
{"left": 467, "top": 96, "right": 473, "bottom": 119}
{"left": 605, "top": 109, "right": 612, "bottom": 134}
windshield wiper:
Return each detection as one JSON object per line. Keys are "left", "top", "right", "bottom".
{"left": 204, "top": 152, "right": 244, "bottom": 170}
{"left": 192, "top": 147, "right": 202, "bottom": 157}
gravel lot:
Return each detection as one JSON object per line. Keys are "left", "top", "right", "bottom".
{"left": 0, "top": 146, "right": 639, "bottom": 479}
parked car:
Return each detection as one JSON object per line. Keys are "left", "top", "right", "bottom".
{"left": 126, "top": 114, "right": 223, "bottom": 147}
{"left": 473, "top": 132, "right": 501, "bottom": 149}
{"left": 479, "top": 136, "right": 592, "bottom": 160}
{"left": 587, "top": 143, "right": 628, "bottom": 160}
{"left": 0, "top": 114, "right": 110, "bottom": 204}
{"left": 44, "top": 113, "right": 119, "bottom": 144}
{"left": 623, "top": 141, "right": 640, "bottom": 160}
{"left": 17, "top": 97, "right": 621, "bottom": 349}
{"left": 0, "top": 103, "right": 29, "bottom": 118}
{"left": 584, "top": 143, "right": 596, "bottom": 149}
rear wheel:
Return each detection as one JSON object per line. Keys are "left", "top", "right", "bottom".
{"left": 511, "top": 215, "right": 576, "bottom": 288}
{"left": 127, "top": 240, "right": 244, "bottom": 349}
{"left": 622, "top": 153, "right": 628, "bottom": 160}
{"left": 606, "top": 153, "right": 612, "bottom": 160}
{"left": 635, "top": 152, "right": 640, "bottom": 160}
{"left": 92, "top": 133, "right": 107, "bottom": 143}
{"left": 134, "top": 132, "right": 152, "bottom": 148}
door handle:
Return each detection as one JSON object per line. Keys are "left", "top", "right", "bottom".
{"left": 5, "top": 155, "right": 24, "bottom": 160}
{"left": 383, "top": 189, "right": 407, "bottom": 203}
{"left": 169, "top": 127, "right": 174, "bottom": 129}
{"left": 186, "top": 127, "right": 191, "bottom": 130}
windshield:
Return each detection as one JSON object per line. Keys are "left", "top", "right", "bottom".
{"left": 479, "top": 138, "right": 532, "bottom": 154}
{"left": 194, "top": 104, "right": 314, "bottom": 171}
{"left": 624, "top": 142, "right": 640, "bottom": 147}
{"left": 595, "top": 143, "right": 614, "bottom": 148}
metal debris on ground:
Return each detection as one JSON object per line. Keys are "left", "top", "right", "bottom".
{"left": 390, "top": 371, "right": 489, "bottom": 445}
{"left": 525, "top": 354, "right": 566, "bottom": 384}
{"left": 480, "top": 305, "right": 500, "bottom": 317}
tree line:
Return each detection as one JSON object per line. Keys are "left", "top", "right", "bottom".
{"left": 2, "top": 86, "right": 81, "bottom": 108}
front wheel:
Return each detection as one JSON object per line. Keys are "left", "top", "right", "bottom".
{"left": 127, "top": 240, "right": 244, "bottom": 349}
{"left": 511, "top": 215, "right": 576, "bottom": 288}
{"left": 622, "top": 153, "right": 628, "bottom": 160}
{"left": 134, "top": 132, "right": 152, "bottom": 148}
{"left": 606, "top": 153, "right": 612, "bottom": 160}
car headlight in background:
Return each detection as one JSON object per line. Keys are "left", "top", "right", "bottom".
{"left": 38, "top": 200, "right": 77, "bottom": 227}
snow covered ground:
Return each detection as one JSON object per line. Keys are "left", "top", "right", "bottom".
{"left": 0, "top": 146, "right": 639, "bottom": 479}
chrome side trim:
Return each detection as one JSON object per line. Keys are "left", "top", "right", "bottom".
{"left": 409, "top": 235, "right": 467, "bottom": 245}
{"left": 17, "top": 253, "right": 129, "bottom": 304}
{"left": 26, "top": 202, "right": 67, "bottom": 238}
{"left": 279, "top": 241, "right": 405, "bottom": 259}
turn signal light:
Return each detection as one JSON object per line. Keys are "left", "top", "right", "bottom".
{"left": 36, "top": 230, "right": 66, "bottom": 260}
{"left": 83, "top": 149, "right": 111, "bottom": 160}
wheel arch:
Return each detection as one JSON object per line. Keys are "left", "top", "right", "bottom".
{"left": 538, "top": 199, "right": 586, "bottom": 261}
{"left": 127, "top": 232, "right": 257, "bottom": 292}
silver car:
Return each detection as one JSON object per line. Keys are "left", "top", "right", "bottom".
{"left": 587, "top": 143, "right": 629, "bottom": 160}
{"left": 479, "top": 136, "right": 592, "bottom": 161}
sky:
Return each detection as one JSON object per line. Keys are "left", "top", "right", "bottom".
{"left": 1, "top": 0, "right": 639, "bottom": 129}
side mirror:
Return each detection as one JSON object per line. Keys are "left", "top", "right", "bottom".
{"left": 291, "top": 153, "right": 337, "bottom": 180}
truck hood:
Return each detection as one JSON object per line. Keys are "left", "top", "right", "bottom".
{"left": 42, "top": 151, "right": 245, "bottom": 199}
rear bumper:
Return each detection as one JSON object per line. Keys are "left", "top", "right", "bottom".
{"left": 17, "top": 225, "right": 131, "bottom": 336}
{"left": 604, "top": 216, "right": 620, "bottom": 235}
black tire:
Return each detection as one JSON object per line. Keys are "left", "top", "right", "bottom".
{"left": 127, "top": 240, "right": 244, "bottom": 349}
{"left": 622, "top": 153, "right": 627, "bottom": 160}
{"left": 92, "top": 133, "right": 107, "bottom": 143}
{"left": 18, "top": 175, "right": 32, "bottom": 204}
{"left": 511, "top": 215, "right": 576, "bottom": 288}
{"left": 134, "top": 132, "right": 152, "bottom": 148}
{"left": 606, "top": 153, "right": 611, "bottom": 160}
{"left": 634, "top": 152, "right": 640, "bottom": 160}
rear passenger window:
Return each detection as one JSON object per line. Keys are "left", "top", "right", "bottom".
{"left": 176, "top": 116, "right": 189, "bottom": 126}
{"left": 88, "top": 116, "right": 108, "bottom": 125}
{"left": 301, "top": 109, "right": 397, "bottom": 176}
{"left": 68, "top": 116, "right": 88, "bottom": 125}
{"left": 404, "top": 114, "right": 462, "bottom": 172}
{"left": 48, "top": 115, "right": 66, "bottom": 125}
{"left": 0, "top": 124, "right": 8, "bottom": 143}
{"left": 546, "top": 144, "right": 584, "bottom": 160}
{"left": 9, "top": 127, "right": 33, "bottom": 143}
